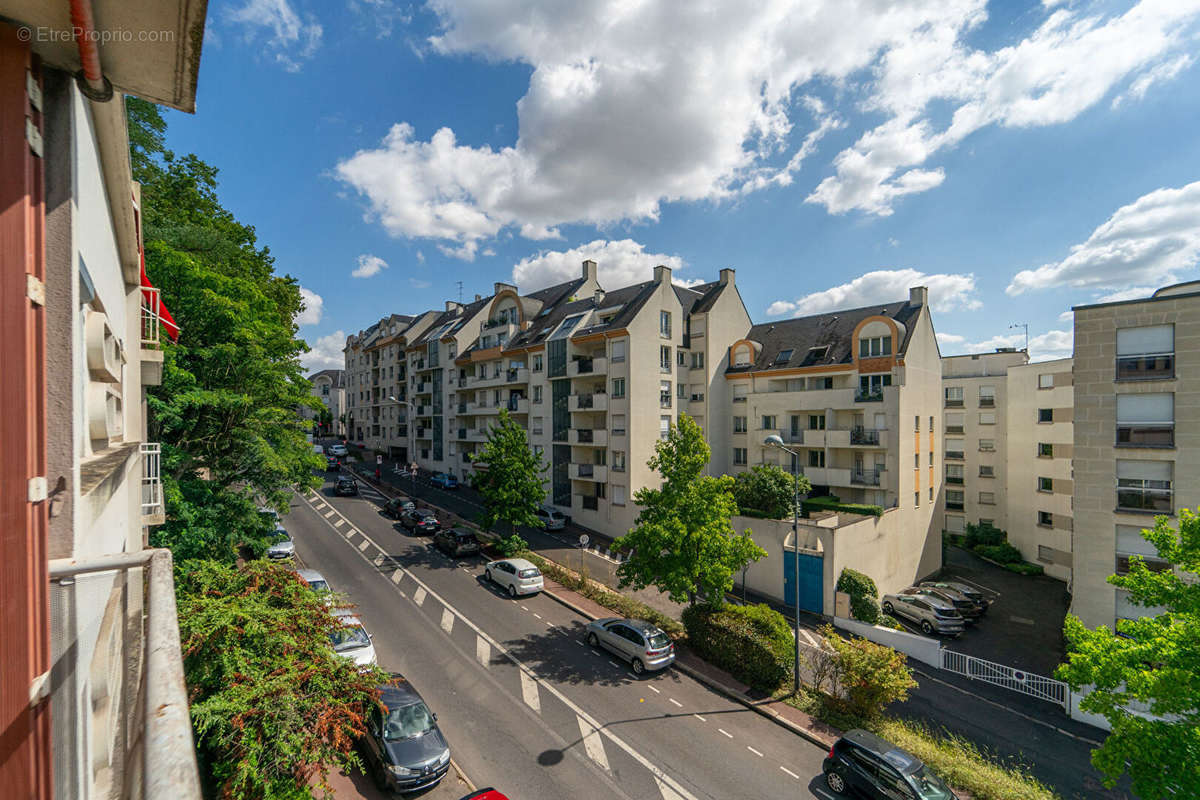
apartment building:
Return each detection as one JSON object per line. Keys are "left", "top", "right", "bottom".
{"left": 940, "top": 351, "right": 1074, "bottom": 580}
{"left": 1071, "top": 282, "right": 1198, "bottom": 629}
{"left": 303, "top": 369, "right": 346, "bottom": 435}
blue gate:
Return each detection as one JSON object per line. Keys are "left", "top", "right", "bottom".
{"left": 783, "top": 551, "right": 824, "bottom": 615}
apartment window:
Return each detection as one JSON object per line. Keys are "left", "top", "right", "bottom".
{"left": 1038, "top": 476, "right": 1052, "bottom": 492}
{"left": 733, "top": 416, "right": 747, "bottom": 433}
{"left": 914, "top": 415, "right": 920, "bottom": 432}
{"left": 945, "top": 386, "right": 964, "bottom": 407}
{"left": 945, "top": 515, "right": 965, "bottom": 534}
{"left": 979, "top": 412, "right": 996, "bottom": 425}
{"left": 761, "top": 415, "right": 776, "bottom": 431}
{"left": 533, "top": 354, "right": 544, "bottom": 372}
{"left": 1117, "top": 460, "right": 1173, "bottom": 513}
{"left": 611, "top": 340, "right": 626, "bottom": 363}
{"left": 1038, "top": 511, "right": 1053, "bottom": 527}
{"left": 979, "top": 491, "right": 995, "bottom": 505}
{"left": 857, "top": 373, "right": 891, "bottom": 399}
{"left": 321, "top": 384, "right": 330, "bottom": 396}
{"left": 929, "top": 416, "right": 934, "bottom": 432}
{"left": 1116, "top": 393, "right": 1174, "bottom": 447}
{"left": 732, "top": 384, "right": 748, "bottom": 403}
{"left": 946, "top": 464, "right": 964, "bottom": 485}
{"left": 929, "top": 487, "right": 934, "bottom": 502}
{"left": 946, "top": 490, "right": 964, "bottom": 510}
{"left": 660, "top": 311, "right": 672, "bottom": 338}
{"left": 979, "top": 465, "right": 995, "bottom": 478}
{"left": 1038, "top": 373, "right": 1054, "bottom": 389}
{"left": 775, "top": 349, "right": 794, "bottom": 364}
{"left": 533, "top": 385, "right": 543, "bottom": 404}
{"left": 612, "top": 451, "right": 626, "bottom": 472}
{"left": 612, "top": 414, "right": 627, "bottom": 436}
{"left": 660, "top": 415, "right": 671, "bottom": 440}
{"left": 811, "top": 376, "right": 833, "bottom": 390}
{"left": 945, "top": 439, "right": 964, "bottom": 460}
{"left": 613, "top": 485, "right": 627, "bottom": 506}
{"left": 611, "top": 378, "right": 625, "bottom": 398}
{"left": 1038, "top": 408, "right": 1053, "bottom": 423}
{"left": 660, "top": 345, "right": 672, "bottom": 372}
{"left": 979, "top": 438, "right": 995, "bottom": 452}
{"left": 913, "top": 453, "right": 919, "bottom": 468}
{"left": 678, "top": 382, "right": 686, "bottom": 400}
{"left": 979, "top": 386, "right": 995, "bottom": 407}
{"left": 531, "top": 444, "right": 545, "bottom": 459}
{"left": 1116, "top": 324, "right": 1174, "bottom": 380}
{"left": 550, "top": 313, "right": 585, "bottom": 340}
{"left": 733, "top": 448, "right": 748, "bottom": 466}
{"left": 690, "top": 352, "right": 704, "bottom": 369}
{"left": 929, "top": 452, "right": 933, "bottom": 466}
{"left": 660, "top": 381, "right": 672, "bottom": 408}
{"left": 915, "top": 492, "right": 920, "bottom": 508}
{"left": 595, "top": 482, "right": 606, "bottom": 500}
{"left": 1038, "top": 443, "right": 1053, "bottom": 457}
{"left": 733, "top": 345, "right": 751, "bottom": 367}
{"left": 1115, "top": 525, "right": 1171, "bottom": 575}
{"left": 678, "top": 349, "right": 687, "bottom": 367}
{"left": 809, "top": 450, "right": 825, "bottom": 468}
{"left": 809, "top": 414, "right": 825, "bottom": 430}
{"left": 945, "top": 413, "right": 964, "bottom": 434}
{"left": 859, "top": 335, "right": 892, "bottom": 357}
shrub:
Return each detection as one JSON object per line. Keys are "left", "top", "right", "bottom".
{"left": 732, "top": 464, "right": 802, "bottom": 519}
{"left": 1005, "top": 561, "right": 1045, "bottom": 576}
{"left": 837, "top": 568, "right": 881, "bottom": 624}
{"left": 802, "top": 496, "right": 884, "bottom": 517}
{"left": 965, "top": 522, "right": 1006, "bottom": 548}
{"left": 821, "top": 624, "right": 916, "bottom": 720}
{"left": 973, "top": 542, "right": 1022, "bottom": 564}
{"left": 682, "top": 603, "right": 793, "bottom": 691}
{"left": 495, "top": 533, "right": 529, "bottom": 557}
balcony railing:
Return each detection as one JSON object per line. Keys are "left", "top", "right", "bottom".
{"left": 578, "top": 429, "right": 594, "bottom": 443}
{"left": 576, "top": 393, "right": 595, "bottom": 409}
{"left": 979, "top": 397, "right": 995, "bottom": 407}
{"left": 1117, "top": 482, "right": 1172, "bottom": 513}
{"left": 946, "top": 475, "right": 964, "bottom": 485}
{"left": 855, "top": 389, "right": 884, "bottom": 403}
{"left": 946, "top": 501, "right": 964, "bottom": 510}
{"left": 850, "top": 427, "right": 880, "bottom": 445}
{"left": 851, "top": 469, "right": 881, "bottom": 486}
{"left": 141, "top": 286, "right": 162, "bottom": 347}
{"left": 141, "top": 442, "right": 164, "bottom": 524}
{"left": 945, "top": 450, "right": 964, "bottom": 460}
{"left": 945, "top": 425, "right": 964, "bottom": 434}
{"left": 944, "top": 398, "right": 964, "bottom": 407}
{"left": 458, "top": 402, "right": 468, "bottom": 413}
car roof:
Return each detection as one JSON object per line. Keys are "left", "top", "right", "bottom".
{"left": 378, "top": 676, "right": 424, "bottom": 709}
{"left": 498, "top": 557, "right": 536, "bottom": 569}
{"left": 449, "top": 527, "right": 475, "bottom": 536}
{"left": 297, "top": 568, "right": 326, "bottom": 583}
{"left": 333, "top": 609, "right": 365, "bottom": 626}
{"left": 841, "top": 729, "right": 921, "bottom": 773}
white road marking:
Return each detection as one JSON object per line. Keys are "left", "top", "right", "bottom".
{"left": 692, "top": 714, "right": 706, "bottom": 722}
{"left": 718, "top": 728, "right": 733, "bottom": 739}
{"left": 780, "top": 766, "right": 800, "bottom": 780}
{"left": 323, "top": 510, "right": 336, "bottom": 518}
{"left": 476, "top": 635, "right": 490, "bottom": 667}
{"left": 608, "top": 660, "right": 621, "bottom": 668}
{"left": 357, "top": 539, "right": 370, "bottom": 552}
{"left": 668, "top": 698, "right": 683, "bottom": 708}
{"left": 441, "top": 608, "right": 455, "bottom": 634}
{"left": 314, "top": 502, "right": 327, "bottom": 510}
{"left": 373, "top": 554, "right": 384, "bottom": 566}
{"left": 391, "top": 569, "right": 403, "bottom": 584}
{"left": 520, "top": 670, "right": 541, "bottom": 713}
{"left": 333, "top": 518, "right": 345, "bottom": 528}
{"left": 577, "top": 716, "right": 610, "bottom": 771}
{"left": 655, "top": 776, "right": 690, "bottom": 800}
{"left": 413, "top": 587, "right": 427, "bottom": 607}
{"left": 521, "top": 605, "right": 529, "bottom": 611}
{"left": 533, "top": 613, "right": 543, "bottom": 620}
{"left": 647, "top": 685, "right": 661, "bottom": 694}
{"left": 1010, "top": 616, "right": 1035, "bottom": 626}
{"left": 747, "top": 746, "right": 764, "bottom": 758}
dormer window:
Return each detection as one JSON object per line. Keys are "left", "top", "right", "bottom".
{"left": 859, "top": 335, "right": 892, "bottom": 358}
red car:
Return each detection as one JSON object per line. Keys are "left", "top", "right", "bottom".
{"left": 460, "top": 791, "right": 510, "bottom": 800}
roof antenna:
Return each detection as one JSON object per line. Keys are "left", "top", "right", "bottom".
{"left": 456, "top": 281, "right": 464, "bottom": 303}
{"left": 1009, "top": 322, "right": 1028, "bottom": 352}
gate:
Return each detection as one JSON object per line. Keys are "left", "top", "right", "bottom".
{"left": 783, "top": 551, "right": 823, "bottom": 615}
{"left": 940, "top": 649, "right": 1068, "bottom": 707}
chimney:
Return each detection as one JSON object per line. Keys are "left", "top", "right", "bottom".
{"left": 594, "top": 288, "right": 606, "bottom": 306}
{"left": 494, "top": 281, "right": 517, "bottom": 295}
{"left": 653, "top": 264, "right": 671, "bottom": 285}
{"left": 475, "top": 294, "right": 482, "bottom": 302}
{"left": 582, "top": 259, "right": 598, "bottom": 283}
{"left": 719, "top": 268, "right": 735, "bottom": 286}
{"left": 445, "top": 300, "right": 461, "bottom": 313}
{"left": 909, "top": 286, "right": 928, "bottom": 306}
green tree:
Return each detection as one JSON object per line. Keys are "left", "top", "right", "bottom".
{"left": 178, "top": 560, "right": 388, "bottom": 799}
{"left": 819, "top": 624, "right": 917, "bottom": 721}
{"left": 318, "top": 406, "right": 333, "bottom": 433}
{"left": 1057, "top": 511, "right": 1200, "bottom": 800}
{"left": 614, "top": 414, "right": 765, "bottom": 605}
{"left": 731, "top": 463, "right": 811, "bottom": 518}
{"left": 470, "top": 409, "right": 548, "bottom": 535}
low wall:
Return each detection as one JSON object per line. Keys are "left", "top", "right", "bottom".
{"left": 833, "top": 616, "right": 942, "bottom": 668}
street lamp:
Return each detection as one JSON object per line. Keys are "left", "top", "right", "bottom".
{"left": 764, "top": 433, "right": 805, "bottom": 695}
{"left": 388, "top": 396, "right": 418, "bottom": 496}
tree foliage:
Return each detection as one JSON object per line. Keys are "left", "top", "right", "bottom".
{"left": 1057, "top": 511, "right": 1200, "bottom": 800}
{"left": 816, "top": 624, "right": 917, "bottom": 721}
{"left": 731, "top": 463, "right": 810, "bottom": 519}
{"left": 178, "top": 560, "right": 389, "bottom": 799}
{"left": 614, "top": 414, "right": 765, "bottom": 605}
{"left": 470, "top": 409, "right": 548, "bottom": 534}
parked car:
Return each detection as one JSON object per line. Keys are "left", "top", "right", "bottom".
{"left": 430, "top": 472, "right": 458, "bottom": 490}
{"left": 313, "top": 444, "right": 325, "bottom": 455}
{"left": 823, "top": 728, "right": 957, "bottom": 798}
{"left": 484, "top": 558, "right": 544, "bottom": 597}
{"left": 533, "top": 505, "right": 568, "bottom": 530}
{"left": 297, "top": 568, "right": 331, "bottom": 593}
{"left": 257, "top": 506, "right": 281, "bottom": 523}
{"left": 326, "top": 455, "right": 340, "bottom": 471}
{"left": 328, "top": 443, "right": 348, "bottom": 457}
{"left": 920, "top": 580, "right": 989, "bottom": 612}
{"left": 266, "top": 527, "right": 295, "bottom": 560}
{"left": 361, "top": 675, "right": 451, "bottom": 794}
{"left": 402, "top": 508, "right": 442, "bottom": 535}
{"left": 881, "top": 592, "right": 964, "bottom": 636}
{"left": 902, "top": 586, "right": 984, "bottom": 623}
{"left": 433, "top": 527, "right": 481, "bottom": 558}
{"left": 335, "top": 477, "right": 359, "bottom": 496}
{"left": 585, "top": 617, "right": 676, "bottom": 675}
{"left": 459, "top": 791, "right": 510, "bottom": 800}
{"left": 330, "top": 609, "right": 377, "bottom": 667}
{"left": 383, "top": 496, "right": 416, "bottom": 518}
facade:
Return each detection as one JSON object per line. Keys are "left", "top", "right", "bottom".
{"left": 1071, "top": 283, "right": 1197, "bottom": 629}
{"left": 303, "top": 369, "right": 346, "bottom": 435}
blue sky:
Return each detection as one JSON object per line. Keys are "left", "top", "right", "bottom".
{"left": 160, "top": 0, "right": 1200, "bottom": 370}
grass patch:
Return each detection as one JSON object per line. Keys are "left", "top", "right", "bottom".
{"left": 802, "top": 496, "right": 884, "bottom": 517}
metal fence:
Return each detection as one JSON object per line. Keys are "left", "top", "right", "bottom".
{"left": 941, "top": 649, "right": 1068, "bottom": 707}
{"left": 140, "top": 442, "right": 163, "bottom": 518}
{"left": 140, "top": 286, "right": 161, "bottom": 347}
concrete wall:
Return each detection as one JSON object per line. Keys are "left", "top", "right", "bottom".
{"left": 693, "top": 278, "right": 752, "bottom": 476}
{"left": 833, "top": 617, "right": 941, "bottom": 667}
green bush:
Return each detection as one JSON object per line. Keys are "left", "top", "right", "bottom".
{"left": 732, "top": 464, "right": 800, "bottom": 519}
{"left": 973, "top": 542, "right": 1022, "bottom": 564}
{"left": 837, "top": 568, "right": 881, "bottom": 624}
{"left": 965, "top": 522, "right": 1006, "bottom": 548}
{"left": 821, "top": 624, "right": 916, "bottom": 720}
{"left": 495, "top": 533, "right": 529, "bottom": 557}
{"left": 682, "top": 603, "right": 793, "bottom": 691}
{"left": 1005, "top": 561, "right": 1045, "bottom": 576}
{"left": 802, "top": 496, "right": 884, "bottom": 517}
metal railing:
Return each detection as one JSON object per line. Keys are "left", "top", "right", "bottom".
{"left": 940, "top": 649, "right": 1067, "bottom": 707}
{"left": 851, "top": 469, "right": 881, "bottom": 486}
{"left": 850, "top": 427, "right": 880, "bottom": 445}
{"left": 140, "top": 286, "right": 162, "bottom": 347}
{"left": 141, "top": 443, "right": 163, "bottom": 519}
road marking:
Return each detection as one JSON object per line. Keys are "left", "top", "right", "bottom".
{"left": 314, "top": 502, "right": 327, "bottom": 510}
{"left": 323, "top": 510, "right": 336, "bottom": 518}
{"left": 655, "top": 776, "right": 690, "bottom": 800}
{"left": 692, "top": 713, "right": 706, "bottom": 722}
{"left": 413, "top": 587, "right": 427, "bottom": 607}
{"left": 648, "top": 685, "right": 660, "bottom": 694}
{"left": 608, "top": 660, "right": 621, "bottom": 668}
{"left": 668, "top": 698, "right": 683, "bottom": 708}
{"left": 441, "top": 608, "right": 455, "bottom": 634}
{"left": 575, "top": 640, "right": 585, "bottom": 647}
{"left": 1010, "top": 616, "right": 1035, "bottom": 626}
{"left": 718, "top": 728, "right": 733, "bottom": 739}
{"left": 533, "top": 613, "right": 543, "bottom": 620}
{"left": 780, "top": 766, "right": 800, "bottom": 780}
{"left": 334, "top": 518, "right": 345, "bottom": 528}
{"left": 521, "top": 605, "right": 529, "bottom": 611}
{"left": 391, "top": 569, "right": 403, "bottom": 584}
{"left": 747, "top": 746, "right": 763, "bottom": 758}
{"left": 520, "top": 670, "right": 541, "bottom": 713}
{"left": 577, "top": 716, "right": 610, "bottom": 771}
{"left": 357, "top": 539, "right": 370, "bottom": 552}
{"left": 476, "top": 635, "right": 490, "bottom": 667}
{"left": 373, "top": 554, "right": 384, "bottom": 566}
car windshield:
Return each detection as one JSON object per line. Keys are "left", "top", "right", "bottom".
{"left": 329, "top": 624, "right": 370, "bottom": 651}
{"left": 646, "top": 631, "right": 670, "bottom": 649}
{"left": 307, "top": 579, "right": 329, "bottom": 592}
{"left": 273, "top": 530, "right": 290, "bottom": 543}
{"left": 518, "top": 568, "right": 540, "bottom": 579}
{"left": 383, "top": 701, "right": 436, "bottom": 740}
{"left": 910, "top": 765, "right": 954, "bottom": 799}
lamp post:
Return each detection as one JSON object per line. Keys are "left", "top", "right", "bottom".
{"left": 388, "top": 396, "right": 417, "bottom": 496}
{"left": 765, "top": 433, "right": 805, "bottom": 695}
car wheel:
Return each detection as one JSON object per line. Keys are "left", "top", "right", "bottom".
{"left": 587, "top": 632, "right": 599, "bottom": 647}
{"left": 882, "top": 602, "right": 893, "bottom": 614}
{"left": 921, "top": 620, "right": 933, "bottom": 635}
{"left": 631, "top": 658, "right": 645, "bottom": 676}
{"left": 484, "top": 569, "right": 492, "bottom": 583}
{"left": 508, "top": 584, "right": 517, "bottom": 598}
{"left": 825, "top": 769, "right": 847, "bottom": 794}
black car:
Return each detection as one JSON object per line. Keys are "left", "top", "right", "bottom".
{"left": 383, "top": 497, "right": 416, "bottom": 518}
{"left": 326, "top": 455, "right": 340, "bottom": 471}
{"left": 920, "top": 581, "right": 989, "bottom": 613}
{"left": 362, "top": 676, "right": 451, "bottom": 794}
{"left": 900, "top": 587, "right": 985, "bottom": 623}
{"left": 823, "top": 729, "right": 957, "bottom": 799}
{"left": 433, "top": 527, "right": 481, "bottom": 558}
{"left": 401, "top": 508, "right": 441, "bottom": 535}
{"left": 335, "top": 477, "right": 359, "bottom": 496}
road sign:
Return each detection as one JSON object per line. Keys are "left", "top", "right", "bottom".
{"left": 376, "top": 454, "right": 383, "bottom": 465}
{"left": 578, "top": 534, "right": 589, "bottom": 547}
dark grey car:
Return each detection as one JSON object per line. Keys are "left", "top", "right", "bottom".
{"left": 881, "top": 592, "right": 964, "bottom": 636}
{"left": 362, "top": 677, "right": 451, "bottom": 794}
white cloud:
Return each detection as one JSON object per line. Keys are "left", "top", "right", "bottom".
{"left": 352, "top": 253, "right": 389, "bottom": 278}
{"left": 416, "top": 250, "right": 426, "bottom": 264}
{"left": 1029, "top": 328, "right": 1073, "bottom": 361}
{"left": 1007, "top": 181, "right": 1200, "bottom": 295}
{"left": 935, "top": 332, "right": 966, "bottom": 347}
{"left": 410, "top": 278, "right": 432, "bottom": 289}
{"left": 302, "top": 329, "right": 346, "bottom": 371}
{"left": 511, "top": 239, "right": 686, "bottom": 293}
{"left": 227, "top": 0, "right": 323, "bottom": 72}
{"left": 295, "top": 287, "right": 323, "bottom": 326}
{"left": 1113, "top": 54, "right": 1194, "bottom": 108}
{"left": 765, "top": 268, "right": 981, "bottom": 317}
{"left": 936, "top": 327, "right": 1072, "bottom": 361}
{"left": 1093, "top": 286, "right": 1157, "bottom": 303}
{"left": 1058, "top": 310, "right": 1074, "bottom": 322}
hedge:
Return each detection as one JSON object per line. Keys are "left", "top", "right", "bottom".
{"left": 965, "top": 522, "right": 1006, "bottom": 548}
{"left": 973, "top": 542, "right": 1023, "bottom": 564}
{"left": 802, "top": 496, "right": 884, "bottom": 517}
{"left": 682, "top": 603, "right": 793, "bottom": 691}
{"left": 836, "top": 568, "right": 881, "bottom": 625}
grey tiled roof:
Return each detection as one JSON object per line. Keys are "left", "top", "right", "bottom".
{"left": 308, "top": 369, "right": 345, "bottom": 387}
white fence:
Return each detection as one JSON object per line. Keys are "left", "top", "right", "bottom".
{"left": 940, "top": 649, "right": 1068, "bottom": 707}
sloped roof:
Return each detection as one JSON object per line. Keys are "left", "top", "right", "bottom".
{"left": 308, "top": 369, "right": 345, "bottom": 387}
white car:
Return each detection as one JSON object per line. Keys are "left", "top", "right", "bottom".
{"left": 534, "top": 506, "right": 568, "bottom": 531}
{"left": 485, "top": 558, "right": 544, "bottom": 597}
{"left": 313, "top": 444, "right": 325, "bottom": 455}
{"left": 328, "top": 443, "right": 348, "bottom": 457}
{"left": 266, "top": 527, "right": 295, "bottom": 559}
{"left": 330, "top": 610, "right": 377, "bottom": 667}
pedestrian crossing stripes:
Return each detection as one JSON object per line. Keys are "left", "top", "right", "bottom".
{"left": 391, "top": 568, "right": 403, "bottom": 584}
{"left": 476, "top": 635, "right": 490, "bottom": 667}
{"left": 413, "top": 587, "right": 427, "bottom": 607}
{"left": 520, "top": 669, "right": 540, "bottom": 714}
{"left": 440, "top": 608, "right": 455, "bottom": 634}
{"left": 333, "top": 518, "right": 344, "bottom": 527}
{"left": 323, "top": 510, "right": 335, "bottom": 518}
{"left": 357, "top": 539, "right": 370, "bottom": 552}
{"left": 577, "top": 716, "right": 610, "bottom": 771}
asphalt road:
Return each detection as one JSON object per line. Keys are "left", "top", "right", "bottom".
{"left": 288, "top": 472, "right": 839, "bottom": 800}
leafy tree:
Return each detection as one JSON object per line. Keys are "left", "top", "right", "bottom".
{"left": 615, "top": 414, "right": 765, "bottom": 605}
{"left": 178, "top": 560, "right": 389, "bottom": 799}
{"left": 470, "top": 409, "right": 548, "bottom": 534}
{"left": 819, "top": 624, "right": 917, "bottom": 721}
{"left": 318, "top": 406, "right": 333, "bottom": 433}
{"left": 731, "top": 463, "right": 811, "bottom": 518}
{"left": 1057, "top": 511, "right": 1200, "bottom": 800}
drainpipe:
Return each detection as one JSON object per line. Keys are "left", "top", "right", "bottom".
{"left": 69, "top": 0, "right": 113, "bottom": 101}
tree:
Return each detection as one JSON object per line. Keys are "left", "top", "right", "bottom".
{"left": 318, "top": 406, "right": 333, "bottom": 433}
{"left": 178, "top": 560, "right": 389, "bottom": 799}
{"left": 818, "top": 624, "right": 917, "bottom": 721}
{"left": 614, "top": 414, "right": 765, "bottom": 605}
{"left": 1056, "top": 510, "right": 1200, "bottom": 800}
{"left": 731, "top": 463, "right": 811, "bottom": 518}
{"left": 470, "top": 409, "right": 548, "bottom": 535}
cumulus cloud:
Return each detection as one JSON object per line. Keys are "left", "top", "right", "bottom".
{"left": 296, "top": 287, "right": 323, "bottom": 326}
{"left": 1029, "top": 328, "right": 1073, "bottom": 361}
{"left": 1007, "top": 181, "right": 1200, "bottom": 295}
{"left": 765, "top": 269, "right": 980, "bottom": 317}
{"left": 1113, "top": 54, "right": 1194, "bottom": 108}
{"left": 352, "top": 254, "right": 389, "bottom": 278}
{"left": 936, "top": 328, "right": 1072, "bottom": 361}
{"left": 302, "top": 329, "right": 346, "bottom": 371}
{"left": 511, "top": 239, "right": 687, "bottom": 293}
{"left": 227, "top": 0, "right": 323, "bottom": 72}
{"left": 410, "top": 278, "right": 432, "bottom": 289}
{"left": 1093, "top": 286, "right": 1157, "bottom": 303}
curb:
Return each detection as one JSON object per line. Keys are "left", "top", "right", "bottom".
{"left": 449, "top": 758, "right": 475, "bottom": 793}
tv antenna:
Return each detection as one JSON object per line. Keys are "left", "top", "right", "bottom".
{"left": 1009, "top": 322, "right": 1028, "bottom": 352}
{"left": 456, "top": 280, "right": 463, "bottom": 303}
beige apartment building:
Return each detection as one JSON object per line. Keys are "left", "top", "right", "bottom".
{"left": 1071, "top": 282, "right": 1198, "bottom": 629}
{"left": 302, "top": 369, "right": 346, "bottom": 436}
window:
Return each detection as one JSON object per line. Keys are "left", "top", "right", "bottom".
{"left": 913, "top": 453, "right": 919, "bottom": 468}
{"left": 611, "top": 378, "right": 625, "bottom": 398}
{"left": 660, "top": 381, "right": 672, "bottom": 408}
{"left": 690, "top": 352, "right": 704, "bottom": 369}
{"left": 945, "top": 438, "right": 964, "bottom": 459}
{"left": 660, "top": 345, "right": 672, "bottom": 372}
{"left": 533, "top": 385, "right": 543, "bottom": 404}
{"left": 762, "top": 415, "right": 776, "bottom": 430}
{"left": 1038, "top": 443, "right": 1053, "bottom": 457}
{"left": 915, "top": 492, "right": 920, "bottom": 508}
{"left": 733, "top": 345, "right": 751, "bottom": 367}
{"left": 809, "top": 450, "right": 825, "bottom": 467}
{"left": 595, "top": 482, "right": 606, "bottom": 500}
{"left": 612, "top": 451, "right": 626, "bottom": 472}
{"left": 945, "top": 386, "right": 964, "bottom": 407}
{"left": 774, "top": 349, "right": 793, "bottom": 364}
{"left": 1038, "top": 476, "right": 1053, "bottom": 492}
{"left": 914, "top": 415, "right": 920, "bottom": 432}
{"left": 929, "top": 487, "right": 934, "bottom": 502}
{"left": 1117, "top": 393, "right": 1174, "bottom": 447}
{"left": 678, "top": 349, "right": 687, "bottom": 367}
{"left": 946, "top": 490, "right": 964, "bottom": 510}
{"left": 550, "top": 314, "right": 585, "bottom": 340}
{"left": 1117, "top": 460, "right": 1173, "bottom": 513}
{"left": 945, "top": 515, "right": 966, "bottom": 534}
{"left": 946, "top": 464, "right": 964, "bottom": 484}
{"left": 979, "top": 411, "right": 996, "bottom": 425}
{"left": 945, "top": 413, "right": 964, "bottom": 434}
{"left": 660, "top": 415, "right": 671, "bottom": 440}
{"left": 979, "top": 438, "right": 995, "bottom": 452}
{"left": 532, "top": 444, "right": 544, "bottom": 458}
{"left": 1038, "top": 408, "right": 1053, "bottom": 423}
{"left": 613, "top": 485, "right": 627, "bottom": 506}
{"left": 1115, "top": 525, "right": 1171, "bottom": 574}
{"left": 979, "top": 386, "right": 995, "bottom": 407}
{"left": 859, "top": 335, "right": 892, "bottom": 357}
{"left": 733, "top": 416, "right": 747, "bottom": 433}
{"left": 1038, "top": 511, "right": 1053, "bottom": 527}
{"left": 979, "top": 491, "right": 995, "bottom": 505}
{"left": 611, "top": 340, "right": 626, "bottom": 363}
{"left": 1038, "top": 373, "right": 1054, "bottom": 389}
{"left": 930, "top": 416, "right": 934, "bottom": 431}
{"left": 929, "top": 452, "right": 933, "bottom": 466}
{"left": 857, "top": 373, "right": 891, "bottom": 400}
{"left": 732, "top": 384, "right": 748, "bottom": 403}
{"left": 1116, "top": 324, "right": 1174, "bottom": 380}
{"left": 321, "top": 384, "right": 330, "bottom": 396}
{"left": 979, "top": 465, "right": 995, "bottom": 478}
{"left": 612, "top": 414, "right": 626, "bottom": 436}
{"left": 811, "top": 376, "right": 833, "bottom": 390}
{"left": 660, "top": 311, "right": 672, "bottom": 338}
{"left": 809, "top": 414, "right": 825, "bottom": 430}
{"left": 733, "top": 447, "right": 747, "bottom": 466}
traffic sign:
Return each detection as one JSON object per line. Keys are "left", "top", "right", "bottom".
{"left": 578, "top": 534, "right": 589, "bottom": 547}
{"left": 376, "top": 454, "right": 383, "bottom": 465}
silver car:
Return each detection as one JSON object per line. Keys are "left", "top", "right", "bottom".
{"left": 585, "top": 618, "right": 675, "bottom": 675}
{"left": 881, "top": 592, "right": 964, "bottom": 636}
{"left": 266, "top": 527, "right": 295, "bottom": 559}
{"left": 297, "top": 568, "right": 331, "bottom": 593}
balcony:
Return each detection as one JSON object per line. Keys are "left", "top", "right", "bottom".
{"left": 140, "top": 286, "right": 165, "bottom": 386}
{"left": 457, "top": 402, "right": 468, "bottom": 414}
{"left": 414, "top": 382, "right": 430, "bottom": 395}
{"left": 569, "top": 356, "right": 607, "bottom": 377}
{"left": 579, "top": 494, "right": 600, "bottom": 511}
{"left": 571, "top": 428, "right": 609, "bottom": 447}
{"left": 570, "top": 392, "right": 609, "bottom": 412}
{"left": 944, "top": 398, "right": 964, "bottom": 408}
{"left": 506, "top": 397, "right": 530, "bottom": 414}
{"left": 415, "top": 405, "right": 431, "bottom": 417}
{"left": 979, "top": 397, "right": 995, "bottom": 408}
{"left": 946, "top": 475, "right": 964, "bottom": 485}
{"left": 854, "top": 389, "right": 885, "bottom": 403}
{"left": 503, "top": 367, "right": 530, "bottom": 385}
{"left": 473, "top": 371, "right": 507, "bottom": 388}
{"left": 416, "top": 428, "right": 429, "bottom": 439}
{"left": 945, "top": 425, "right": 964, "bottom": 435}
{"left": 945, "top": 449, "right": 964, "bottom": 460}
{"left": 851, "top": 468, "right": 882, "bottom": 486}
{"left": 850, "top": 427, "right": 882, "bottom": 446}
{"left": 798, "top": 466, "right": 852, "bottom": 487}
{"left": 571, "top": 463, "right": 608, "bottom": 482}
{"left": 474, "top": 402, "right": 501, "bottom": 415}
{"left": 141, "top": 442, "right": 165, "bottom": 525}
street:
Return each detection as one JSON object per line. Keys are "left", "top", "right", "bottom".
{"left": 289, "top": 470, "right": 838, "bottom": 799}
